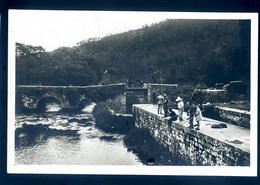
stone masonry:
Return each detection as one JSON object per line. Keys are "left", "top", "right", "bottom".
{"left": 133, "top": 104, "right": 250, "bottom": 166}
{"left": 216, "top": 106, "right": 250, "bottom": 128}
{"left": 16, "top": 83, "right": 126, "bottom": 110}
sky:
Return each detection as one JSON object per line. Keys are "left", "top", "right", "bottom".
{"left": 9, "top": 10, "right": 181, "bottom": 51}
{"left": 9, "top": 10, "right": 254, "bottom": 52}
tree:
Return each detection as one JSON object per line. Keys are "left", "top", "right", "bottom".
{"left": 15, "top": 19, "right": 250, "bottom": 88}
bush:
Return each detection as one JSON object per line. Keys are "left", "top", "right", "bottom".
{"left": 92, "top": 102, "right": 113, "bottom": 129}
{"left": 105, "top": 94, "right": 126, "bottom": 113}
{"left": 92, "top": 98, "right": 134, "bottom": 134}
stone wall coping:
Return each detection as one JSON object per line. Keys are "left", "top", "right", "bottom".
{"left": 146, "top": 83, "right": 178, "bottom": 87}
{"left": 215, "top": 106, "right": 250, "bottom": 115}
{"left": 171, "top": 119, "right": 249, "bottom": 155}
{"left": 133, "top": 104, "right": 250, "bottom": 153}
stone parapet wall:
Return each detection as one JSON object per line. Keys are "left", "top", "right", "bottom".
{"left": 215, "top": 106, "right": 250, "bottom": 129}
{"left": 133, "top": 105, "right": 250, "bottom": 166}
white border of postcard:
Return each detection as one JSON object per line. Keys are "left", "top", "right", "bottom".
{"left": 8, "top": 10, "right": 258, "bottom": 176}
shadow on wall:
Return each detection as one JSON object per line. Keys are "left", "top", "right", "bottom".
{"left": 123, "top": 127, "right": 189, "bottom": 166}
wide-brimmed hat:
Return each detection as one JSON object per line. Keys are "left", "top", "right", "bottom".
{"left": 175, "top": 97, "right": 182, "bottom": 101}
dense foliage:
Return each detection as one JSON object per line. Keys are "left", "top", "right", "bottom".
{"left": 16, "top": 19, "right": 250, "bottom": 87}
{"left": 16, "top": 44, "right": 102, "bottom": 85}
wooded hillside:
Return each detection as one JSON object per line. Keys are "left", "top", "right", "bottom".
{"left": 16, "top": 19, "right": 250, "bottom": 87}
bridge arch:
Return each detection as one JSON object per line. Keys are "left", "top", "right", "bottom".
{"left": 36, "top": 97, "right": 62, "bottom": 112}
{"left": 77, "top": 98, "right": 93, "bottom": 110}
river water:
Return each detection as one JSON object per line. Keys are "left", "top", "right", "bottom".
{"left": 15, "top": 103, "right": 143, "bottom": 165}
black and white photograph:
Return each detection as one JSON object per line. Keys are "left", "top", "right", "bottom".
{"left": 8, "top": 10, "right": 258, "bottom": 175}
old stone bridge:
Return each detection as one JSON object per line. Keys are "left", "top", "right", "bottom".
{"left": 16, "top": 83, "right": 127, "bottom": 111}
{"left": 16, "top": 83, "right": 178, "bottom": 112}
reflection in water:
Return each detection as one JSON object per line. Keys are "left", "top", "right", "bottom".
{"left": 15, "top": 124, "right": 80, "bottom": 150}
{"left": 15, "top": 103, "right": 142, "bottom": 165}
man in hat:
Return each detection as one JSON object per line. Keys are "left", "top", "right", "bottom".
{"left": 157, "top": 94, "right": 164, "bottom": 114}
{"left": 176, "top": 96, "right": 184, "bottom": 122}
{"left": 163, "top": 94, "right": 169, "bottom": 117}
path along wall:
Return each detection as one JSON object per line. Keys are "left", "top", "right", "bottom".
{"left": 133, "top": 105, "right": 250, "bottom": 166}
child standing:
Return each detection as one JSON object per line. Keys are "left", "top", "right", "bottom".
{"left": 195, "top": 105, "right": 203, "bottom": 130}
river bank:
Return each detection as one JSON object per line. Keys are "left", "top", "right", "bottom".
{"left": 92, "top": 95, "right": 180, "bottom": 165}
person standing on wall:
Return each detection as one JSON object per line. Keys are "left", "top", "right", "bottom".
{"left": 187, "top": 103, "right": 196, "bottom": 129}
{"left": 163, "top": 94, "right": 169, "bottom": 117}
{"left": 195, "top": 104, "right": 203, "bottom": 130}
{"left": 167, "top": 108, "right": 178, "bottom": 130}
{"left": 176, "top": 96, "right": 184, "bottom": 122}
{"left": 157, "top": 94, "right": 164, "bottom": 114}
